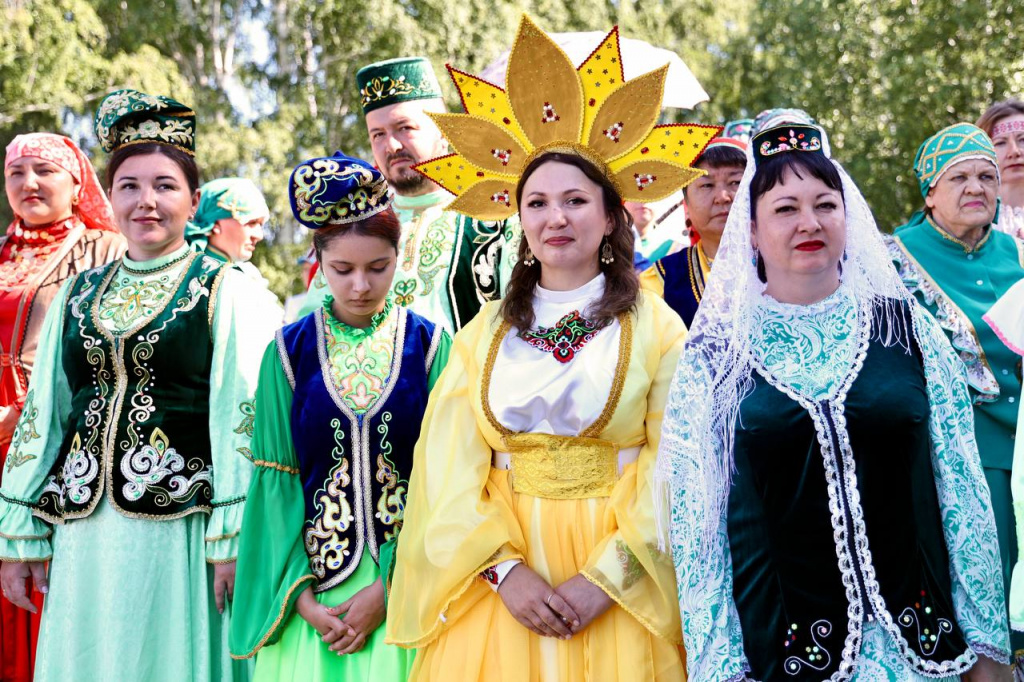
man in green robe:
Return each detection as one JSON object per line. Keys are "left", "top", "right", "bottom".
{"left": 298, "top": 57, "right": 518, "bottom": 333}
{"left": 889, "top": 122, "right": 1024, "bottom": 665}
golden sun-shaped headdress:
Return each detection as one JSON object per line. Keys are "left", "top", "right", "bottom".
{"left": 414, "top": 15, "right": 722, "bottom": 220}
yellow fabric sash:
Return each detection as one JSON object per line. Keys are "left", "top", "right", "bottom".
{"left": 503, "top": 433, "right": 618, "bottom": 499}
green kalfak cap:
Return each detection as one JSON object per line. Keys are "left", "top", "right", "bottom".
{"left": 356, "top": 57, "right": 444, "bottom": 114}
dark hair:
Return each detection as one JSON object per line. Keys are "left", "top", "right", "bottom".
{"left": 749, "top": 152, "right": 844, "bottom": 282}
{"left": 313, "top": 207, "right": 402, "bottom": 261}
{"left": 683, "top": 145, "right": 748, "bottom": 197}
{"left": 106, "top": 143, "right": 200, "bottom": 193}
{"left": 501, "top": 152, "right": 638, "bottom": 330}
{"left": 977, "top": 99, "right": 1024, "bottom": 137}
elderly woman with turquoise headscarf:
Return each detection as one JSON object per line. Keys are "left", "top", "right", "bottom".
{"left": 889, "top": 122, "right": 1024, "bottom": 666}
{"left": 186, "top": 177, "right": 270, "bottom": 264}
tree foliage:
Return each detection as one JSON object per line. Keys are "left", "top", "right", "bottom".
{"left": 1, "top": 0, "right": 1020, "bottom": 298}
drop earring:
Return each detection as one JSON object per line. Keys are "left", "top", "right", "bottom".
{"left": 600, "top": 237, "right": 615, "bottom": 265}
{"left": 523, "top": 245, "right": 536, "bottom": 266}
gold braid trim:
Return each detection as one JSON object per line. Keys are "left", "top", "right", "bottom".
{"left": 252, "top": 459, "right": 300, "bottom": 475}
{"left": 579, "top": 569, "right": 680, "bottom": 645}
{"left": 481, "top": 320, "right": 514, "bottom": 438}
{"left": 582, "top": 312, "right": 632, "bottom": 438}
{"left": 385, "top": 551, "right": 525, "bottom": 649}
{"left": 204, "top": 530, "right": 240, "bottom": 543}
{"left": 230, "top": 574, "right": 317, "bottom": 659}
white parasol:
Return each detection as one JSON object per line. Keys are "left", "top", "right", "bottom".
{"left": 477, "top": 31, "right": 709, "bottom": 110}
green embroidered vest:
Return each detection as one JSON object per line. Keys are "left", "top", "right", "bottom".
{"left": 35, "top": 252, "right": 224, "bottom": 522}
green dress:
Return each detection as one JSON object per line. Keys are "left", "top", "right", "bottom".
{"left": 0, "top": 243, "right": 280, "bottom": 682}
{"left": 229, "top": 297, "right": 450, "bottom": 681}
{"left": 889, "top": 217, "right": 1024, "bottom": 659}
{"left": 299, "top": 190, "right": 519, "bottom": 333}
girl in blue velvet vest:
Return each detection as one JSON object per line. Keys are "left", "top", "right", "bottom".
{"left": 230, "top": 152, "right": 451, "bottom": 681}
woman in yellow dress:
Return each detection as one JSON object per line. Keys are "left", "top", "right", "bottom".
{"left": 386, "top": 16, "right": 721, "bottom": 681}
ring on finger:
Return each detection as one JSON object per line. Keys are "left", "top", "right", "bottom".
{"left": 545, "top": 593, "right": 553, "bottom": 606}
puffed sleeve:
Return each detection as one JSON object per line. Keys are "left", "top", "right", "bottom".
{"left": 385, "top": 310, "right": 525, "bottom": 648}
{"left": 0, "top": 279, "right": 74, "bottom": 561}
{"left": 205, "top": 268, "right": 282, "bottom": 563}
{"left": 228, "top": 340, "right": 316, "bottom": 658}
{"left": 580, "top": 298, "right": 686, "bottom": 644}
{"left": 378, "top": 328, "right": 453, "bottom": 606}
{"left": 915, "top": 304, "right": 1011, "bottom": 662}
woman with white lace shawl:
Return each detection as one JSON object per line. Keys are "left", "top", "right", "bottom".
{"left": 658, "top": 110, "right": 1011, "bottom": 681}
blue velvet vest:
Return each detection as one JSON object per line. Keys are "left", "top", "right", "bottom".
{"left": 656, "top": 246, "right": 703, "bottom": 328}
{"left": 36, "top": 252, "right": 224, "bottom": 523}
{"left": 279, "top": 306, "right": 441, "bottom": 591}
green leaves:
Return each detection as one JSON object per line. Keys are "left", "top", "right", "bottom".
{"left": 2, "top": 0, "right": 1021, "bottom": 296}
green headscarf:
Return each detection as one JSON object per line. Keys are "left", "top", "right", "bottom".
{"left": 912, "top": 122, "right": 998, "bottom": 198}
{"left": 897, "top": 122, "right": 1000, "bottom": 232}
{"left": 185, "top": 177, "right": 270, "bottom": 245}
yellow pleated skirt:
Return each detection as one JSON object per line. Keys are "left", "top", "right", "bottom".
{"left": 410, "top": 467, "right": 687, "bottom": 682}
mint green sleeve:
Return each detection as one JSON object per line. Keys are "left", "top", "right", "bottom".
{"left": 914, "top": 305, "right": 1011, "bottom": 660}
{"left": 229, "top": 340, "right": 316, "bottom": 659}
{"left": 206, "top": 268, "right": 283, "bottom": 563}
{"left": 0, "top": 279, "right": 74, "bottom": 562}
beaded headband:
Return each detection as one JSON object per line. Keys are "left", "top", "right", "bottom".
{"left": 991, "top": 119, "right": 1024, "bottom": 138}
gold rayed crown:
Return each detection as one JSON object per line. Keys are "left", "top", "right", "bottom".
{"left": 414, "top": 15, "right": 722, "bottom": 221}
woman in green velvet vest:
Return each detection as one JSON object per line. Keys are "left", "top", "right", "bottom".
{"left": 889, "top": 123, "right": 1024, "bottom": 669}
{"left": 0, "top": 89, "right": 280, "bottom": 682}
{"left": 659, "top": 111, "right": 1010, "bottom": 681}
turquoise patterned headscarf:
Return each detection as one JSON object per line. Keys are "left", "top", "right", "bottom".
{"left": 185, "top": 177, "right": 270, "bottom": 243}
{"left": 913, "top": 123, "right": 998, "bottom": 198}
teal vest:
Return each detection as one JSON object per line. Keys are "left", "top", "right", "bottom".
{"left": 35, "top": 252, "right": 225, "bottom": 522}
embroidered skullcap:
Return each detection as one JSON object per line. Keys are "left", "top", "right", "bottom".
{"left": 186, "top": 178, "right": 270, "bottom": 241}
{"left": 289, "top": 151, "right": 393, "bottom": 230}
{"left": 94, "top": 89, "right": 196, "bottom": 155}
{"left": 356, "top": 57, "right": 444, "bottom": 115}
{"left": 4, "top": 133, "right": 116, "bottom": 232}
{"left": 722, "top": 119, "right": 754, "bottom": 144}
{"left": 750, "top": 108, "right": 832, "bottom": 163}
{"left": 913, "top": 123, "right": 998, "bottom": 198}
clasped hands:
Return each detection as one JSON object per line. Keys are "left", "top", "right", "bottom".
{"left": 297, "top": 579, "right": 385, "bottom": 655}
{"left": 497, "top": 564, "right": 612, "bottom": 639}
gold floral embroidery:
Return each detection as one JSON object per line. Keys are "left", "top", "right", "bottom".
{"left": 373, "top": 412, "right": 405, "bottom": 541}
{"left": 234, "top": 399, "right": 256, "bottom": 462}
{"left": 304, "top": 418, "right": 353, "bottom": 580}
{"left": 97, "top": 270, "right": 180, "bottom": 333}
{"left": 615, "top": 539, "right": 645, "bottom": 591}
{"left": 5, "top": 390, "right": 41, "bottom": 472}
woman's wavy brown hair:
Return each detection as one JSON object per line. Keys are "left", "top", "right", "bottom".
{"left": 499, "top": 152, "right": 639, "bottom": 330}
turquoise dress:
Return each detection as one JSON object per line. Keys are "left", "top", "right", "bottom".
{"left": 229, "top": 297, "right": 450, "bottom": 681}
{"left": 663, "top": 285, "right": 1009, "bottom": 680}
{"left": 0, "top": 243, "right": 280, "bottom": 681}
